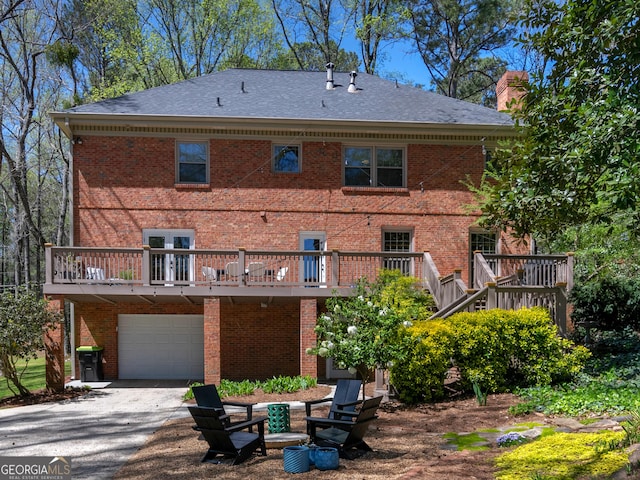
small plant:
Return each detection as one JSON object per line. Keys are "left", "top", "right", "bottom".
{"left": 219, "top": 379, "right": 257, "bottom": 397}
{"left": 496, "top": 432, "right": 527, "bottom": 448}
{"left": 118, "top": 269, "right": 134, "bottom": 280}
{"left": 260, "top": 375, "right": 317, "bottom": 394}
{"left": 183, "top": 375, "right": 318, "bottom": 400}
{"left": 183, "top": 381, "right": 204, "bottom": 401}
{"left": 472, "top": 379, "right": 487, "bottom": 406}
{"left": 617, "top": 409, "right": 640, "bottom": 448}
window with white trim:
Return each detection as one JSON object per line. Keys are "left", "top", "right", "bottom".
{"left": 383, "top": 229, "right": 412, "bottom": 275}
{"left": 344, "top": 146, "right": 405, "bottom": 187}
{"left": 176, "top": 141, "right": 209, "bottom": 184}
{"left": 469, "top": 230, "right": 498, "bottom": 287}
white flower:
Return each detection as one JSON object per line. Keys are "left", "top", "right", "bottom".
{"left": 348, "top": 367, "right": 357, "bottom": 375}
{"left": 334, "top": 304, "right": 341, "bottom": 312}
{"left": 403, "top": 320, "right": 413, "bottom": 328}
{"left": 386, "top": 361, "right": 394, "bottom": 368}
{"left": 347, "top": 325, "right": 358, "bottom": 335}
{"left": 367, "top": 301, "right": 373, "bottom": 307}
{"left": 322, "top": 315, "right": 331, "bottom": 322}
{"left": 325, "top": 341, "right": 334, "bottom": 349}
{"left": 338, "top": 362, "right": 346, "bottom": 369}
{"left": 379, "top": 308, "right": 387, "bottom": 316}
{"left": 358, "top": 295, "right": 365, "bottom": 301}
{"left": 318, "top": 347, "right": 329, "bottom": 357}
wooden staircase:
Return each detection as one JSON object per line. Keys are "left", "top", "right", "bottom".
{"left": 423, "top": 252, "right": 574, "bottom": 335}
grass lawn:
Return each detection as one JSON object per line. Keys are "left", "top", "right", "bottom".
{"left": 0, "top": 355, "right": 71, "bottom": 400}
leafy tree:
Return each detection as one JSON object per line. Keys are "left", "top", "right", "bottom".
{"left": 270, "top": 40, "right": 360, "bottom": 71}
{"left": 0, "top": 288, "right": 63, "bottom": 397}
{"left": 0, "top": 0, "right": 68, "bottom": 287}
{"left": 272, "top": 0, "right": 358, "bottom": 69}
{"left": 353, "top": 0, "right": 406, "bottom": 74}
{"left": 477, "top": 0, "right": 640, "bottom": 238}
{"left": 308, "top": 270, "right": 433, "bottom": 395}
{"left": 406, "top": 0, "right": 517, "bottom": 102}
{"left": 538, "top": 213, "right": 640, "bottom": 284}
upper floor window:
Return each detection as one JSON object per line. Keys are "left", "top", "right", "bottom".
{"left": 273, "top": 145, "right": 301, "bottom": 173}
{"left": 176, "top": 141, "right": 209, "bottom": 184}
{"left": 344, "top": 146, "right": 405, "bottom": 187}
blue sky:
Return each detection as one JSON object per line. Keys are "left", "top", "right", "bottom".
{"left": 341, "top": 35, "right": 433, "bottom": 89}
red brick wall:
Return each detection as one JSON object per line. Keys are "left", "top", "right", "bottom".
{"left": 72, "top": 136, "right": 501, "bottom": 279}
{"left": 68, "top": 133, "right": 527, "bottom": 382}
{"left": 220, "top": 301, "right": 300, "bottom": 381}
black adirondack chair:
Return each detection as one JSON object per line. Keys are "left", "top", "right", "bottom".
{"left": 304, "top": 379, "right": 362, "bottom": 422}
{"left": 188, "top": 405, "right": 267, "bottom": 465}
{"left": 306, "top": 396, "right": 383, "bottom": 459}
{"left": 192, "top": 384, "right": 255, "bottom": 429}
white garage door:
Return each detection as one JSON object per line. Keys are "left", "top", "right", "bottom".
{"left": 118, "top": 314, "right": 204, "bottom": 379}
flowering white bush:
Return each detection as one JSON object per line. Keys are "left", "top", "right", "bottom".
{"left": 307, "top": 270, "right": 434, "bottom": 389}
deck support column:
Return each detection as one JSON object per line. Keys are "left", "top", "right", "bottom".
{"left": 300, "top": 298, "right": 317, "bottom": 378}
{"left": 45, "top": 295, "right": 66, "bottom": 392}
{"left": 204, "top": 297, "right": 221, "bottom": 384}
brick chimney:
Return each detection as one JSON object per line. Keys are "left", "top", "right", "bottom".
{"left": 496, "top": 71, "right": 529, "bottom": 112}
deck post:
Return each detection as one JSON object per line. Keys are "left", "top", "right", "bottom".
{"left": 486, "top": 282, "right": 497, "bottom": 310}
{"left": 142, "top": 245, "right": 150, "bottom": 286}
{"left": 238, "top": 248, "right": 246, "bottom": 286}
{"left": 555, "top": 283, "right": 568, "bottom": 336}
{"left": 331, "top": 250, "right": 339, "bottom": 287}
{"left": 44, "top": 243, "right": 54, "bottom": 285}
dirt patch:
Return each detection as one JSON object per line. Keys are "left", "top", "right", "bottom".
{"left": 0, "top": 387, "right": 88, "bottom": 409}
{"left": 115, "top": 386, "right": 543, "bottom": 479}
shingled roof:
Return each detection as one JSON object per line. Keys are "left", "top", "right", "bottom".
{"left": 57, "top": 68, "right": 513, "bottom": 128}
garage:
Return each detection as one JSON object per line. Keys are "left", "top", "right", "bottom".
{"left": 118, "top": 314, "right": 204, "bottom": 379}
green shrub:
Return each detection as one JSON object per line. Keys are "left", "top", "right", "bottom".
{"left": 391, "top": 308, "right": 590, "bottom": 403}
{"left": 184, "top": 376, "right": 318, "bottom": 400}
{"left": 570, "top": 276, "right": 640, "bottom": 331}
{"left": 260, "top": 375, "right": 317, "bottom": 394}
{"left": 390, "top": 320, "right": 455, "bottom": 403}
{"left": 218, "top": 379, "right": 258, "bottom": 397}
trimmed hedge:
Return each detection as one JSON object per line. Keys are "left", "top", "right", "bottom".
{"left": 390, "top": 308, "right": 590, "bottom": 404}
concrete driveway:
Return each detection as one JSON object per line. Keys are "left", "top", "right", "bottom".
{"left": 0, "top": 380, "right": 191, "bottom": 479}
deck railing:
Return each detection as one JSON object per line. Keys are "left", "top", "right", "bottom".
{"left": 44, "top": 245, "right": 426, "bottom": 289}
{"left": 45, "top": 245, "right": 572, "bottom": 331}
{"left": 425, "top": 251, "right": 574, "bottom": 333}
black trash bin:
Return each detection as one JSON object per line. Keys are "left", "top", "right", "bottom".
{"left": 76, "top": 346, "right": 104, "bottom": 382}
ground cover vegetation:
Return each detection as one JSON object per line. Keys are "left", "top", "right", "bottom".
{"left": 183, "top": 375, "right": 318, "bottom": 401}
{"left": 0, "top": 355, "right": 72, "bottom": 402}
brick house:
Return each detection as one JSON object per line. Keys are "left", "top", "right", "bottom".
{"left": 45, "top": 67, "right": 528, "bottom": 387}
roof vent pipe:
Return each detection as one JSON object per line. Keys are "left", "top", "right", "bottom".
{"left": 348, "top": 71, "right": 358, "bottom": 93}
{"left": 326, "top": 62, "right": 335, "bottom": 90}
